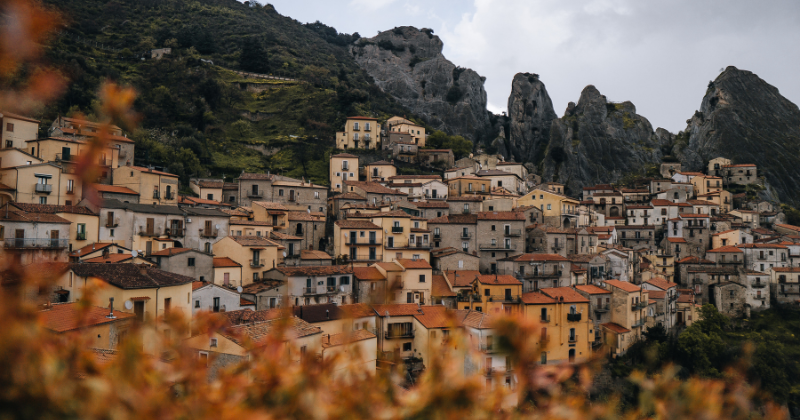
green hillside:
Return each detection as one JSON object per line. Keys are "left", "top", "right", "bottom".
{"left": 39, "top": 0, "right": 416, "bottom": 186}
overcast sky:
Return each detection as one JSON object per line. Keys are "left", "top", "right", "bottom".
{"left": 265, "top": 0, "right": 799, "bottom": 132}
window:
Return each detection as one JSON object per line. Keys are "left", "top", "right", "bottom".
{"left": 547, "top": 204, "right": 552, "bottom": 210}
{"left": 402, "top": 342, "right": 412, "bottom": 351}
{"left": 314, "top": 191, "right": 319, "bottom": 199}
{"left": 340, "top": 276, "right": 350, "bottom": 285}
{"left": 188, "top": 258, "right": 195, "bottom": 267}
{"left": 419, "top": 274, "right": 426, "bottom": 283}
{"left": 6, "top": 122, "right": 13, "bottom": 132}
{"left": 199, "top": 352, "right": 208, "bottom": 365}
{"left": 39, "top": 197, "right": 47, "bottom": 204}
{"left": 164, "top": 298, "right": 171, "bottom": 314}
{"left": 210, "top": 338, "right": 218, "bottom": 347}
{"left": 194, "top": 300, "right": 200, "bottom": 308}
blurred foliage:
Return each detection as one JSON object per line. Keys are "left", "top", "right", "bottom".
{"left": 426, "top": 130, "right": 473, "bottom": 159}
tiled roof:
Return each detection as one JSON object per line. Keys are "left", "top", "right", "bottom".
{"left": 459, "top": 310, "right": 495, "bottom": 329}
{"left": 775, "top": 223, "right": 800, "bottom": 232}
{"left": 738, "top": 243, "right": 787, "bottom": 249}
{"left": 270, "top": 231, "right": 303, "bottom": 241}
{"left": 1, "top": 110, "right": 40, "bottom": 123}
{"left": 388, "top": 175, "right": 441, "bottom": 180}
{"left": 252, "top": 201, "right": 289, "bottom": 210}
{"left": 230, "top": 220, "right": 273, "bottom": 226}
{"left": 666, "top": 237, "right": 687, "bottom": 243}
{"left": 70, "top": 242, "right": 115, "bottom": 257}
{"left": 274, "top": 265, "right": 353, "bottom": 277}
{"left": 223, "top": 317, "right": 322, "bottom": 345}
{"left": 335, "top": 219, "right": 381, "bottom": 229}
{"left": 229, "top": 236, "right": 283, "bottom": 248}
{"left": 447, "top": 195, "right": 484, "bottom": 202}
{"left": 322, "top": 329, "right": 376, "bottom": 348}
{"left": 300, "top": 250, "right": 332, "bottom": 260}
{"left": 0, "top": 207, "right": 71, "bottom": 224}
{"left": 240, "top": 281, "right": 283, "bottom": 294}
{"left": 368, "top": 209, "right": 411, "bottom": 218}
{"left": 331, "top": 192, "right": 366, "bottom": 201}
{"left": 412, "top": 201, "right": 450, "bottom": 208}
{"left": 500, "top": 253, "right": 568, "bottom": 262}
{"left": 476, "top": 211, "right": 525, "bottom": 221}
{"left": 431, "top": 275, "right": 456, "bottom": 297}
{"left": 69, "top": 263, "right": 194, "bottom": 289}
{"left": 83, "top": 254, "right": 135, "bottom": 263}
{"left": 445, "top": 270, "right": 481, "bottom": 287}
{"left": 676, "top": 256, "right": 715, "bottom": 264}
{"left": 220, "top": 308, "right": 286, "bottom": 325}
{"left": 130, "top": 166, "right": 178, "bottom": 178}
{"left": 574, "top": 284, "right": 611, "bottom": 295}
{"left": 428, "top": 214, "right": 478, "bottom": 224}
{"left": 352, "top": 267, "right": 386, "bottom": 281}
{"left": 376, "top": 262, "right": 403, "bottom": 272}
{"left": 213, "top": 257, "right": 242, "bottom": 268}
{"left": 346, "top": 116, "right": 378, "bottom": 120}
{"left": 413, "top": 306, "right": 456, "bottom": 329}
{"left": 339, "top": 303, "right": 377, "bottom": 318}
{"left": 476, "top": 274, "right": 521, "bottom": 285}
{"left": 345, "top": 181, "right": 407, "bottom": 195}
{"left": 331, "top": 153, "right": 359, "bottom": 158}
{"left": 149, "top": 247, "right": 194, "bottom": 257}
{"left": 604, "top": 279, "right": 640, "bottom": 293}
{"left": 192, "top": 280, "right": 208, "bottom": 291}
{"left": 521, "top": 291, "right": 556, "bottom": 304}
{"left": 41, "top": 302, "right": 135, "bottom": 333}
{"left": 238, "top": 173, "right": 274, "bottom": 180}
{"left": 772, "top": 267, "right": 800, "bottom": 273}
{"left": 372, "top": 303, "right": 424, "bottom": 317}
{"left": 601, "top": 322, "right": 631, "bottom": 334}
{"left": 707, "top": 245, "right": 743, "bottom": 253}
{"left": 644, "top": 277, "right": 678, "bottom": 290}
{"left": 287, "top": 211, "right": 325, "bottom": 222}
{"left": 221, "top": 208, "right": 250, "bottom": 217}
{"left": 540, "top": 287, "right": 590, "bottom": 303}
{"left": 647, "top": 290, "right": 666, "bottom": 299}
{"left": 396, "top": 258, "right": 432, "bottom": 269}
{"left": 11, "top": 203, "right": 96, "bottom": 215}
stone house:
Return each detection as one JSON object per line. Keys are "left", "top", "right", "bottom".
{"left": 641, "top": 277, "right": 679, "bottom": 331}
{"left": 182, "top": 207, "right": 230, "bottom": 253}
{"left": 446, "top": 195, "right": 484, "bottom": 215}
{"left": 0, "top": 204, "right": 71, "bottom": 265}
{"left": 344, "top": 180, "right": 407, "bottom": 205}
{"left": 352, "top": 266, "right": 387, "bottom": 305}
{"left": 616, "top": 225, "right": 655, "bottom": 251}
{"left": 262, "top": 265, "right": 355, "bottom": 307}
{"left": 287, "top": 211, "right": 327, "bottom": 252}
{"left": 573, "top": 284, "right": 612, "bottom": 344}
{"left": 739, "top": 243, "right": 789, "bottom": 273}
{"left": 683, "top": 266, "right": 739, "bottom": 305}
{"left": 600, "top": 280, "right": 649, "bottom": 357}
{"left": 151, "top": 247, "right": 214, "bottom": 283}
{"left": 212, "top": 236, "right": 284, "bottom": 285}
{"left": 428, "top": 214, "right": 478, "bottom": 255}
{"left": 41, "top": 302, "right": 134, "bottom": 350}
{"left": 712, "top": 282, "right": 746, "bottom": 317}
{"left": 413, "top": 201, "right": 449, "bottom": 219}
{"left": 770, "top": 267, "right": 800, "bottom": 305}
{"left": 191, "top": 281, "right": 249, "bottom": 315}
{"left": 364, "top": 160, "right": 397, "bottom": 183}
{"left": 722, "top": 163, "right": 757, "bottom": 185}
{"left": 430, "top": 247, "right": 480, "bottom": 272}
{"left": 744, "top": 270, "right": 770, "bottom": 311}
{"left": 96, "top": 200, "right": 186, "bottom": 256}
{"left": 417, "top": 149, "right": 454, "bottom": 168}
{"left": 476, "top": 211, "right": 526, "bottom": 273}
{"left": 496, "top": 253, "right": 571, "bottom": 291}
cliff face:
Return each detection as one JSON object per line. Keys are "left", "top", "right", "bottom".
{"left": 677, "top": 66, "right": 800, "bottom": 204}
{"left": 506, "top": 73, "right": 558, "bottom": 163}
{"left": 350, "top": 27, "right": 491, "bottom": 141}
{"left": 541, "top": 85, "right": 668, "bottom": 195}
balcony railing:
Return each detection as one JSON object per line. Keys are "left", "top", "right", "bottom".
{"left": 4, "top": 238, "right": 68, "bottom": 249}
{"left": 514, "top": 270, "right": 562, "bottom": 279}
{"left": 631, "top": 302, "right": 648, "bottom": 310}
{"left": 200, "top": 229, "right": 219, "bottom": 238}
{"left": 385, "top": 329, "right": 415, "bottom": 339}
{"left": 105, "top": 218, "right": 119, "bottom": 228}
{"left": 461, "top": 232, "right": 472, "bottom": 239}
{"left": 35, "top": 184, "right": 52, "bottom": 194}
{"left": 152, "top": 191, "right": 160, "bottom": 199}
{"left": 250, "top": 258, "right": 265, "bottom": 267}
{"left": 567, "top": 313, "right": 582, "bottom": 322}
{"left": 391, "top": 226, "right": 404, "bottom": 233}
{"left": 137, "top": 228, "right": 161, "bottom": 237}
{"left": 752, "top": 282, "right": 767, "bottom": 289}
{"left": 287, "top": 196, "right": 296, "bottom": 202}
{"left": 462, "top": 209, "right": 471, "bottom": 214}
{"left": 166, "top": 227, "right": 184, "bottom": 237}
{"left": 75, "top": 232, "right": 86, "bottom": 241}
{"left": 408, "top": 241, "right": 432, "bottom": 249}
{"left": 347, "top": 239, "right": 379, "bottom": 246}
{"left": 540, "top": 315, "right": 551, "bottom": 323}
{"left": 479, "top": 243, "right": 516, "bottom": 251}
{"left": 504, "top": 229, "right": 522, "bottom": 237}
{"left": 433, "top": 233, "right": 441, "bottom": 240}
{"left": 349, "top": 254, "right": 382, "bottom": 262}
{"left": 594, "top": 305, "right": 610, "bottom": 313}
{"left": 247, "top": 190, "right": 263, "bottom": 198}
{"left": 303, "top": 286, "right": 341, "bottom": 295}
{"left": 55, "top": 153, "right": 73, "bottom": 162}
{"left": 456, "top": 293, "right": 481, "bottom": 302}
{"left": 568, "top": 335, "right": 578, "bottom": 343}
{"left": 479, "top": 343, "right": 497, "bottom": 353}
{"left": 488, "top": 295, "right": 521, "bottom": 303}
{"left": 164, "top": 191, "right": 175, "bottom": 200}
{"left": 632, "top": 319, "right": 647, "bottom": 328}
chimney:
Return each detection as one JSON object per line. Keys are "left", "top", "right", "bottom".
{"left": 106, "top": 297, "right": 116, "bottom": 319}
{"left": 326, "top": 309, "right": 329, "bottom": 320}
{"left": 139, "top": 265, "right": 148, "bottom": 276}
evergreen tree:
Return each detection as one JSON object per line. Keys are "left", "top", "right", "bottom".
{"left": 239, "top": 37, "right": 269, "bottom": 74}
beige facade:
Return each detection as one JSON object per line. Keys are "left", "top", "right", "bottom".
{"left": 691, "top": 175, "right": 723, "bottom": 197}
{"left": 385, "top": 116, "right": 426, "bottom": 147}
{"left": 212, "top": 236, "right": 285, "bottom": 285}
{"left": 517, "top": 188, "right": 580, "bottom": 228}
{"left": 189, "top": 179, "right": 224, "bottom": 201}
{"left": 330, "top": 153, "right": 358, "bottom": 192}
{"left": 336, "top": 116, "right": 380, "bottom": 149}
{"left": 1, "top": 112, "right": 39, "bottom": 150}
{"left": 0, "top": 162, "right": 83, "bottom": 206}
{"left": 448, "top": 176, "right": 491, "bottom": 197}
{"left": 520, "top": 287, "right": 593, "bottom": 365}
{"left": 364, "top": 161, "right": 396, "bottom": 183}
{"left": 112, "top": 165, "right": 179, "bottom": 205}
{"left": 28, "top": 137, "right": 119, "bottom": 176}
{"left": 334, "top": 219, "right": 384, "bottom": 266}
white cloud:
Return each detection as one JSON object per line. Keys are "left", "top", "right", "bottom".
{"left": 348, "top": 0, "right": 397, "bottom": 11}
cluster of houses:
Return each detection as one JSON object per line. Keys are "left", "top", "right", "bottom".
{"left": 3, "top": 110, "right": 798, "bottom": 397}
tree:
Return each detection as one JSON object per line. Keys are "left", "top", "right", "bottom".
{"left": 239, "top": 37, "right": 269, "bottom": 74}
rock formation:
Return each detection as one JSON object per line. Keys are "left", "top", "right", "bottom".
{"left": 506, "top": 73, "right": 557, "bottom": 163}
{"left": 677, "top": 66, "right": 800, "bottom": 205}
{"left": 350, "top": 27, "right": 491, "bottom": 141}
{"left": 540, "top": 85, "right": 668, "bottom": 196}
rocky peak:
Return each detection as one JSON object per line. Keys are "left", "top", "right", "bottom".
{"left": 506, "top": 72, "right": 557, "bottom": 163}
{"left": 350, "top": 27, "right": 491, "bottom": 142}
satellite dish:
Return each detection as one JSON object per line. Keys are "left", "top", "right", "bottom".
{"left": 237, "top": 286, "right": 243, "bottom": 293}
{"left": 215, "top": 224, "right": 220, "bottom": 229}
{"left": 283, "top": 251, "right": 287, "bottom": 257}
{"left": 307, "top": 208, "right": 311, "bottom": 214}
{"left": 124, "top": 300, "right": 133, "bottom": 310}
{"left": 131, "top": 250, "right": 138, "bottom": 258}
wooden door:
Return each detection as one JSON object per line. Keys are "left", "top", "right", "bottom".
{"left": 14, "top": 229, "right": 24, "bottom": 248}
{"left": 204, "top": 220, "right": 212, "bottom": 236}
{"left": 146, "top": 218, "right": 154, "bottom": 235}
{"left": 50, "top": 230, "right": 59, "bottom": 248}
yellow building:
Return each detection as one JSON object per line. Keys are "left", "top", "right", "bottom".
{"left": 448, "top": 175, "right": 491, "bottom": 197}
{"left": 41, "top": 302, "right": 135, "bottom": 350}
{"left": 601, "top": 279, "right": 649, "bottom": 357}
{"left": 10, "top": 203, "right": 99, "bottom": 253}
{"left": 333, "top": 219, "right": 383, "bottom": 266}
{"left": 385, "top": 116, "right": 427, "bottom": 147}
{"left": 321, "top": 329, "right": 378, "bottom": 378}
{"left": 250, "top": 201, "right": 289, "bottom": 229}
{"left": 375, "top": 258, "right": 433, "bottom": 305}
{"left": 520, "top": 287, "right": 592, "bottom": 364}
{"left": 364, "top": 160, "right": 397, "bottom": 183}
{"left": 213, "top": 257, "right": 243, "bottom": 288}
{"left": 517, "top": 188, "right": 580, "bottom": 227}
{"left": 330, "top": 153, "right": 359, "bottom": 192}
{"left": 708, "top": 157, "right": 731, "bottom": 176}
{"left": 691, "top": 175, "right": 723, "bottom": 196}
{"left": 28, "top": 137, "right": 119, "bottom": 172}
{"left": 64, "top": 263, "right": 194, "bottom": 337}
{"left": 49, "top": 116, "right": 135, "bottom": 167}
{"left": 212, "top": 236, "right": 285, "bottom": 286}
{"left": 465, "top": 274, "right": 523, "bottom": 314}
{"left": 1, "top": 111, "right": 39, "bottom": 150}
{"left": 642, "top": 253, "right": 675, "bottom": 283}
{"left": 0, "top": 162, "right": 83, "bottom": 206}
{"left": 112, "top": 165, "right": 179, "bottom": 205}
{"left": 336, "top": 116, "right": 380, "bottom": 150}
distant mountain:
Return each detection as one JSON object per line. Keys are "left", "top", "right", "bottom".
{"left": 677, "top": 66, "right": 800, "bottom": 205}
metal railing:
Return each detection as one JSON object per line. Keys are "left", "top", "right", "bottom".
{"left": 540, "top": 315, "right": 551, "bottom": 323}
{"left": 152, "top": 191, "right": 160, "bottom": 199}
{"left": 391, "top": 226, "right": 404, "bottom": 233}
{"left": 4, "top": 238, "right": 68, "bottom": 249}
{"left": 456, "top": 294, "right": 480, "bottom": 302}
{"left": 35, "top": 184, "right": 52, "bottom": 194}
{"left": 631, "top": 302, "right": 648, "bottom": 310}
{"left": 250, "top": 258, "right": 265, "bottom": 267}
{"left": 461, "top": 232, "right": 472, "bottom": 238}
{"left": 137, "top": 228, "right": 161, "bottom": 237}
{"left": 408, "top": 241, "right": 432, "bottom": 249}
{"left": 567, "top": 313, "right": 582, "bottom": 322}
{"left": 568, "top": 335, "right": 578, "bottom": 343}
{"left": 200, "top": 229, "right": 219, "bottom": 238}
{"left": 76, "top": 232, "right": 86, "bottom": 241}
{"left": 488, "top": 295, "right": 521, "bottom": 303}
{"left": 479, "top": 343, "right": 497, "bottom": 353}
{"left": 385, "top": 329, "right": 415, "bottom": 339}
{"left": 479, "top": 243, "right": 516, "bottom": 250}
{"left": 347, "top": 239, "right": 380, "bottom": 246}
{"left": 164, "top": 191, "right": 175, "bottom": 200}
{"left": 105, "top": 217, "right": 119, "bottom": 228}
{"left": 349, "top": 254, "right": 382, "bottom": 262}
{"left": 594, "top": 305, "right": 610, "bottom": 313}
{"left": 504, "top": 229, "right": 522, "bottom": 237}
{"left": 166, "top": 227, "right": 184, "bottom": 237}
{"left": 632, "top": 319, "right": 647, "bottom": 327}
{"left": 752, "top": 282, "right": 767, "bottom": 289}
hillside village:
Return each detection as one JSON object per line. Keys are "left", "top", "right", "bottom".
{"left": 2, "top": 109, "right": 799, "bottom": 394}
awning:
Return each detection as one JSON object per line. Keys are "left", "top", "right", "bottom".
{"left": 34, "top": 173, "right": 53, "bottom": 179}
{"left": 130, "top": 296, "right": 151, "bottom": 301}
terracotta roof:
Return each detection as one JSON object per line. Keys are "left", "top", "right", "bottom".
{"left": 644, "top": 277, "right": 678, "bottom": 290}
{"left": 300, "top": 250, "right": 332, "bottom": 260}
{"left": 521, "top": 291, "right": 556, "bottom": 304}
{"left": 647, "top": 290, "right": 666, "bottom": 299}
{"left": 574, "top": 284, "right": 611, "bottom": 295}
{"left": 41, "top": 302, "right": 135, "bottom": 333}
{"left": 130, "top": 166, "right": 178, "bottom": 178}
{"left": 707, "top": 245, "right": 743, "bottom": 253}
{"left": 540, "top": 287, "right": 590, "bottom": 303}
{"left": 431, "top": 275, "right": 456, "bottom": 297}
{"left": 775, "top": 224, "right": 800, "bottom": 232}
{"left": 722, "top": 163, "right": 756, "bottom": 168}
{"left": 12, "top": 203, "right": 96, "bottom": 215}
{"left": 772, "top": 267, "right": 800, "bottom": 273}
{"left": 476, "top": 211, "right": 525, "bottom": 221}
{"left": 366, "top": 160, "right": 394, "bottom": 166}
{"left": 149, "top": 247, "right": 194, "bottom": 257}
{"left": 666, "top": 237, "right": 687, "bottom": 243}
{"left": 413, "top": 306, "right": 456, "bottom": 329}
{"left": 388, "top": 175, "right": 441, "bottom": 180}
{"left": 428, "top": 214, "right": 478, "bottom": 224}
{"left": 331, "top": 192, "right": 366, "bottom": 201}
{"left": 604, "top": 279, "right": 640, "bottom": 293}
{"left": 352, "top": 267, "right": 386, "bottom": 281}
{"left": 228, "top": 236, "right": 283, "bottom": 248}
{"left": 331, "top": 153, "right": 358, "bottom": 158}
{"left": 191, "top": 280, "right": 208, "bottom": 291}
{"left": 345, "top": 181, "right": 407, "bottom": 195}
{"left": 372, "top": 304, "right": 424, "bottom": 317}
{"left": 676, "top": 256, "right": 715, "bottom": 264}
{"left": 252, "top": 201, "right": 289, "bottom": 211}
{"left": 500, "top": 253, "right": 568, "bottom": 262}
{"left": 69, "top": 263, "right": 193, "bottom": 289}
{"left": 240, "top": 281, "right": 283, "bottom": 294}
{"left": 339, "top": 303, "right": 377, "bottom": 318}
{"left": 83, "top": 254, "right": 135, "bottom": 263}
{"left": 322, "top": 329, "right": 377, "bottom": 348}
{"left": 230, "top": 220, "right": 273, "bottom": 226}
{"left": 70, "top": 242, "right": 115, "bottom": 257}
{"left": 445, "top": 270, "right": 481, "bottom": 287}
{"left": 287, "top": 211, "right": 325, "bottom": 222}
{"left": 376, "top": 262, "right": 403, "bottom": 272}
{"left": 459, "top": 310, "right": 496, "bottom": 329}
{"left": 412, "top": 201, "right": 450, "bottom": 208}
{"left": 335, "top": 219, "right": 381, "bottom": 229}
{"left": 274, "top": 265, "right": 353, "bottom": 277}
{"left": 473, "top": 274, "right": 520, "bottom": 285}
{"left": 223, "top": 317, "right": 322, "bottom": 345}
{"left": 601, "top": 322, "right": 631, "bottom": 334}
{"left": 447, "top": 195, "right": 484, "bottom": 202}
{"left": 221, "top": 208, "right": 250, "bottom": 217}
{"left": 396, "top": 258, "right": 432, "bottom": 269}
{"left": 0, "top": 207, "right": 71, "bottom": 224}
{"left": 1, "top": 110, "right": 40, "bottom": 123}
{"left": 738, "top": 243, "right": 787, "bottom": 249}
{"left": 213, "top": 257, "right": 242, "bottom": 268}
{"left": 220, "top": 308, "right": 286, "bottom": 325}
{"left": 268, "top": 231, "right": 302, "bottom": 241}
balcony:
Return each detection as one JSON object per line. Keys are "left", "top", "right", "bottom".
{"left": 166, "top": 227, "right": 184, "bottom": 237}
{"left": 479, "top": 343, "right": 497, "bottom": 353}
{"left": 137, "top": 228, "right": 161, "bottom": 237}
{"left": 152, "top": 191, "right": 160, "bottom": 199}
{"left": 632, "top": 319, "right": 647, "bottom": 328}
{"left": 479, "top": 243, "right": 516, "bottom": 251}
{"left": 456, "top": 293, "right": 480, "bottom": 302}
{"left": 164, "top": 191, "right": 175, "bottom": 200}
{"left": 55, "top": 153, "right": 73, "bottom": 162}
{"left": 594, "top": 305, "right": 610, "bottom": 313}
{"left": 75, "top": 232, "right": 86, "bottom": 241}
{"left": 250, "top": 258, "right": 265, "bottom": 267}
{"left": 303, "top": 286, "right": 340, "bottom": 295}
{"left": 201, "top": 229, "right": 219, "bottom": 238}
{"left": 461, "top": 232, "right": 472, "bottom": 239}
{"left": 567, "top": 313, "right": 582, "bottom": 322}
{"left": 752, "top": 282, "right": 768, "bottom": 289}
{"left": 391, "top": 226, "right": 404, "bottom": 233}
{"left": 515, "top": 270, "right": 562, "bottom": 279}
{"left": 488, "top": 295, "right": 521, "bottom": 303}
{"left": 247, "top": 190, "right": 263, "bottom": 198}
{"left": 349, "top": 254, "right": 382, "bottom": 262}
{"left": 433, "top": 233, "right": 441, "bottom": 240}
{"left": 631, "top": 302, "right": 648, "bottom": 310}
{"left": 504, "top": 229, "right": 522, "bottom": 237}
{"left": 568, "top": 335, "right": 578, "bottom": 343}
{"left": 385, "top": 329, "right": 415, "bottom": 339}
{"left": 347, "top": 239, "right": 379, "bottom": 246}
{"left": 287, "top": 196, "right": 296, "bottom": 202}
{"left": 540, "top": 315, "right": 551, "bottom": 323}
{"left": 408, "top": 241, "right": 432, "bottom": 249}
{"left": 35, "top": 184, "right": 52, "bottom": 194}
{"left": 105, "top": 218, "right": 119, "bottom": 228}
{"left": 4, "top": 238, "right": 68, "bottom": 249}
